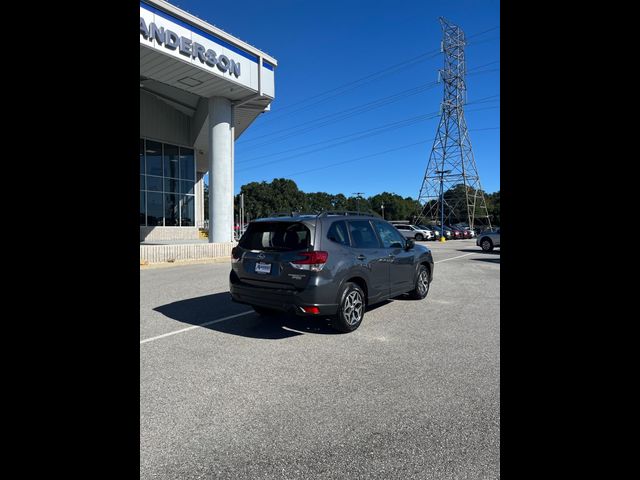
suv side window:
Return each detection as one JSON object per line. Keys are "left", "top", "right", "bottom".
{"left": 327, "top": 220, "right": 350, "bottom": 246}
{"left": 396, "top": 225, "right": 408, "bottom": 230}
{"left": 373, "top": 221, "right": 406, "bottom": 248}
{"left": 348, "top": 220, "right": 380, "bottom": 249}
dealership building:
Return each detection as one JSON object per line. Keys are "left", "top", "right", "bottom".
{"left": 140, "top": 0, "right": 276, "bottom": 243}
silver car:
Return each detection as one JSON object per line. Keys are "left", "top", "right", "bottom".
{"left": 394, "top": 224, "right": 433, "bottom": 241}
{"left": 476, "top": 228, "right": 500, "bottom": 252}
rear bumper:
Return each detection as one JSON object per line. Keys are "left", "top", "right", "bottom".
{"left": 229, "top": 280, "right": 339, "bottom": 316}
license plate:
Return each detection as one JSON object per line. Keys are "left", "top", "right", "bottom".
{"left": 255, "top": 262, "right": 272, "bottom": 274}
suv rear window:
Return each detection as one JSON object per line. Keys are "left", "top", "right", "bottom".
{"left": 239, "top": 222, "right": 310, "bottom": 251}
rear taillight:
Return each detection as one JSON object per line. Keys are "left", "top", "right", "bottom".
{"left": 290, "top": 251, "right": 328, "bottom": 271}
{"left": 231, "top": 247, "right": 241, "bottom": 263}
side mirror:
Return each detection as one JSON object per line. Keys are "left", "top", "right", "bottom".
{"left": 405, "top": 238, "right": 415, "bottom": 250}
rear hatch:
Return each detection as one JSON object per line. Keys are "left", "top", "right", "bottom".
{"left": 233, "top": 221, "right": 316, "bottom": 290}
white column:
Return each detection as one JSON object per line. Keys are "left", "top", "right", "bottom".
{"left": 208, "top": 97, "right": 233, "bottom": 243}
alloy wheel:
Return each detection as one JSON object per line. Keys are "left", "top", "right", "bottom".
{"left": 343, "top": 290, "right": 363, "bottom": 326}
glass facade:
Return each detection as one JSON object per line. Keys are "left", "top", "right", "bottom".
{"left": 140, "top": 138, "right": 196, "bottom": 227}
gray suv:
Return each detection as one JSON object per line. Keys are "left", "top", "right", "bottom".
{"left": 229, "top": 212, "right": 434, "bottom": 332}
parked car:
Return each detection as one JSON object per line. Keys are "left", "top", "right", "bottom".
{"left": 429, "top": 225, "right": 451, "bottom": 239}
{"left": 458, "top": 227, "right": 473, "bottom": 239}
{"left": 445, "top": 226, "right": 463, "bottom": 239}
{"left": 230, "top": 212, "right": 434, "bottom": 332}
{"left": 393, "top": 224, "right": 433, "bottom": 241}
{"left": 476, "top": 228, "right": 500, "bottom": 252}
{"left": 417, "top": 225, "right": 439, "bottom": 240}
{"left": 454, "top": 224, "right": 476, "bottom": 238}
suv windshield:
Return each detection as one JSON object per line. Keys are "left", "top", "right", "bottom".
{"left": 239, "top": 222, "right": 311, "bottom": 251}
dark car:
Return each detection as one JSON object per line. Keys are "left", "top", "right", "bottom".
{"left": 229, "top": 212, "right": 434, "bottom": 332}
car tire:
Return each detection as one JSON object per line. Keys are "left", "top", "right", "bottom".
{"left": 252, "top": 305, "right": 278, "bottom": 316}
{"left": 409, "top": 265, "right": 431, "bottom": 300}
{"left": 415, "top": 233, "right": 424, "bottom": 241}
{"left": 480, "top": 238, "right": 494, "bottom": 252}
{"left": 332, "top": 282, "right": 365, "bottom": 333}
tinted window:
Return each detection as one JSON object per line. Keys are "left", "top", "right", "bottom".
{"left": 348, "top": 221, "right": 380, "bottom": 249}
{"left": 146, "top": 176, "right": 163, "bottom": 192}
{"left": 164, "top": 144, "right": 179, "bottom": 178}
{"left": 165, "top": 193, "right": 179, "bottom": 226}
{"left": 240, "top": 222, "right": 310, "bottom": 251}
{"left": 374, "top": 221, "right": 406, "bottom": 248}
{"left": 327, "top": 221, "right": 350, "bottom": 246}
{"left": 145, "top": 140, "right": 163, "bottom": 176}
{"left": 147, "top": 192, "right": 163, "bottom": 226}
{"left": 181, "top": 195, "right": 194, "bottom": 226}
{"left": 140, "top": 191, "right": 146, "bottom": 226}
{"left": 180, "top": 147, "right": 195, "bottom": 180}
{"left": 396, "top": 225, "right": 409, "bottom": 230}
{"left": 164, "top": 178, "right": 180, "bottom": 193}
{"left": 140, "top": 139, "right": 145, "bottom": 173}
{"left": 181, "top": 180, "right": 195, "bottom": 195}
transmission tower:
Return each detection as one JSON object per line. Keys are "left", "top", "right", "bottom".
{"left": 415, "top": 17, "right": 492, "bottom": 230}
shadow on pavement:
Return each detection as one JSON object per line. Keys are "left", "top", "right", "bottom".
{"left": 154, "top": 292, "right": 378, "bottom": 339}
{"left": 457, "top": 248, "right": 500, "bottom": 255}
{"left": 471, "top": 257, "right": 500, "bottom": 264}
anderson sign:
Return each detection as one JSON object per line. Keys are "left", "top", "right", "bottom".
{"left": 140, "top": 17, "right": 241, "bottom": 78}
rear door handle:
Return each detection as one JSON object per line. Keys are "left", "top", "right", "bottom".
{"left": 356, "top": 255, "right": 366, "bottom": 261}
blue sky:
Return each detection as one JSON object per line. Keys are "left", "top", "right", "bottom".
{"left": 173, "top": 0, "right": 500, "bottom": 197}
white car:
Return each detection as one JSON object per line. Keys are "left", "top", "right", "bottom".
{"left": 393, "top": 224, "right": 433, "bottom": 241}
{"left": 476, "top": 229, "right": 500, "bottom": 252}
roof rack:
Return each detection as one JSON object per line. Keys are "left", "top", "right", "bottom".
{"left": 267, "top": 210, "right": 382, "bottom": 218}
{"left": 317, "top": 210, "right": 381, "bottom": 218}
{"left": 268, "top": 211, "right": 318, "bottom": 217}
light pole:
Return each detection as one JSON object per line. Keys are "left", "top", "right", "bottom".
{"left": 381, "top": 203, "right": 385, "bottom": 219}
{"left": 435, "top": 169, "right": 451, "bottom": 242}
{"left": 352, "top": 192, "right": 364, "bottom": 213}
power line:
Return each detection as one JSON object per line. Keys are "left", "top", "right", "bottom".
{"left": 237, "top": 62, "right": 500, "bottom": 151}
{"left": 241, "top": 25, "right": 500, "bottom": 128}
{"left": 279, "top": 124, "right": 499, "bottom": 180}
{"left": 237, "top": 106, "right": 500, "bottom": 172}
{"left": 236, "top": 112, "right": 441, "bottom": 171}
{"left": 237, "top": 95, "right": 499, "bottom": 167}
{"left": 238, "top": 80, "right": 439, "bottom": 150}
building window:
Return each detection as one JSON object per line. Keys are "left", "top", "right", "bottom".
{"left": 140, "top": 139, "right": 145, "bottom": 174}
{"left": 165, "top": 193, "right": 179, "bottom": 226}
{"left": 180, "top": 147, "right": 195, "bottom": 181}
{"left": 140, "top": 138, "right": 197, "bottom": 227}
{"left": 147, "top": 192, "right": 163, "bottom": 226}
{"left": 140, "top": 191, "right": 146, "bottom": 226}
{"left": 145, "top": 140, "right": 163, "bottom": 176}
{"left": 181, "top": 195, "right": 195, "bottom": 226}
{"left": 164, "top": 144, "right": 179, "bottom": 179}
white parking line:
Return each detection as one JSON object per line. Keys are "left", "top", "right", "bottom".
{"left": 140, "top": 310, "right": 254, "bottom": 345}
{"left": 141, "top": 251, "right": 480, "bottom": 345}
{"left": 435, "top": 252, "right": 478, "bottom": 264}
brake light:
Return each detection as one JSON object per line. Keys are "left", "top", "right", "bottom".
{"left": 290, "top": 251, "right": 328, "bottom": 271}
{"left": 303, "top": 306, "right": 320, "bottom": 314}
{"left": 231, "top": 247, "right": 241, "bottom": 263}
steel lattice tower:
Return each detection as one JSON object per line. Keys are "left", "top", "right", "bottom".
{"left": 415, "top": 17, "right": 492, "bottom": 230}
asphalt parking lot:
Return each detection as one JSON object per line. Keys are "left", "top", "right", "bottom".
{"left": 140, "top": 238, "right": 500, "bottom": 479}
